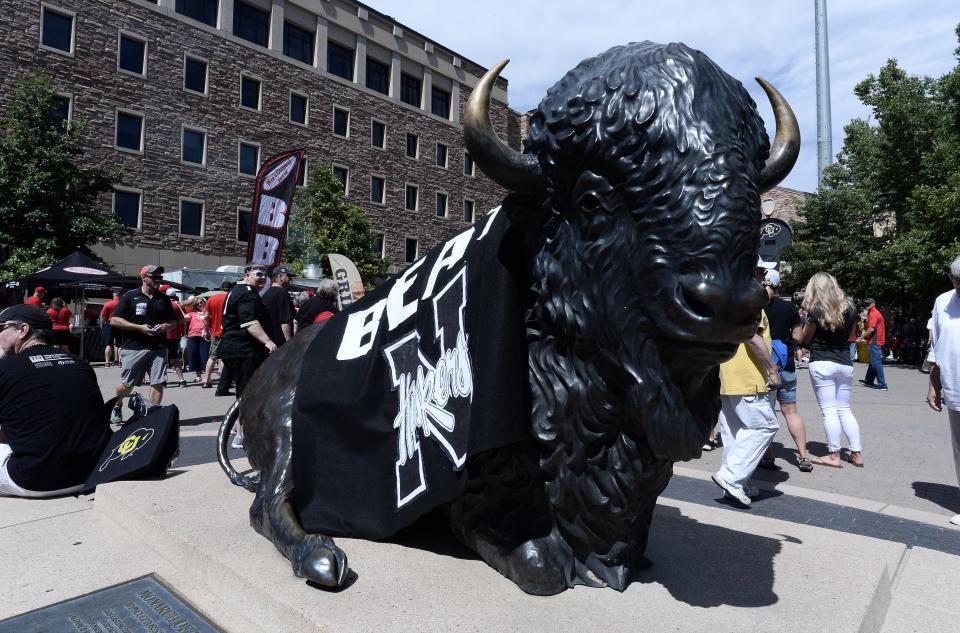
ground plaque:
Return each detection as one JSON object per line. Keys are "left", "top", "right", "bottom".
{"left": 0, "top": 575, "right": 222, "bottom": 633}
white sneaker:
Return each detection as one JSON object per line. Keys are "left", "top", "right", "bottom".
{"left": 949, "top": 514, "right": 960, "bottom": 526}
{"left": 712, "top": 474, "right": 751, "bottom": 507}
{"left": 230, "top": 435, "right": 244, "bottom": 450}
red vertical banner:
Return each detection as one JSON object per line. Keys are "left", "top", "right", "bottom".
{"left": 246, "top": 149, "right": 305, "bottom": 268}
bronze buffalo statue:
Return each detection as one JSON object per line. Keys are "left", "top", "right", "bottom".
{"left": 219, "top": 41, "right": 799, "bottom": 595}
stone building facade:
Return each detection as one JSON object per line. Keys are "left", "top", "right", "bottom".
{"left": 1, "top": 0, "right": 515, "bottom": 275}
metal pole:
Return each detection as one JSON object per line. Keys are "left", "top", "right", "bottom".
{"left": 815, "top": 0, "right": 834, "bottom": 187}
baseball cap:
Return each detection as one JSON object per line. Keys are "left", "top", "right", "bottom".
{"left": 756, "top": 257, "right": 776, "bottom": 270}
{"left": 764, "top": 270, "right": 781, "bottom": 287}
{"left": 165, "top": 288, "right": 178, "bottom": 297}
{"left": 139, "top": 264, "right": 164, "bottom": 278}
{"left": 273, "top": 265, "right": 293, "bottom": 277}
{"left": 34, "top": 286, "right": 46, "bottom": 294}
{"left": 0, "top": 304, "right": 53, "bottom": 330}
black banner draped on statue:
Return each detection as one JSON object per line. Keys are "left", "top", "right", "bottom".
{"left": 292, "top": 208, "right": 531, "bottom": 539}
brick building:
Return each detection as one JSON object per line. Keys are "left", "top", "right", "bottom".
{"left": 1, "top": 0, "right": 516, "bottom": 275}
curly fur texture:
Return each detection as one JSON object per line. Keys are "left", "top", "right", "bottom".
{"left": 510, "top": 42, "right": 771, "bottom": 589}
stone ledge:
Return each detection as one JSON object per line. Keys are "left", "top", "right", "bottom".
{"left": 91, "top": 462, "right": 917, "bottom": 633}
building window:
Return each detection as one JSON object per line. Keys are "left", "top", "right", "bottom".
{"left": 405, "top": 238, "right": 418, "bottom": 264}
{"left": 400, "top": 73, "right": 421, "bottom": 107}
{"left": 436, "top": 193, "right": 448, "bottom": 218}
{"left": 175, "top": 0, "right": 217, "bottom": 27}
{"left": 184, "top": 56, "right": 207, "bottom": 94}
{"left": 40, "top": 6, "right": 74, "bottom": 54}
{"left": 51, "top": 95, "right": 71, "bottom": 131}
{"left": 115, "top": 110, "right": 143, "bottom": 152}
{"left": 327, "top": 41, "right": 354, "bottom": 80}
{"left": 296, "top": 157, "right": 307, "bottom": 186}
{"left": 405, "top": 133, "right": 418, "bottom": 159}
{"left": 237, "top": 207, "right": 252, "bottom": 241}
{"left": 233, "top": 1, "right": 269, "bottom": 47}
{"left": 240, "top": 75, "right": 261, "bottom": 110}
{"left": 371, "top": 176, "right": 385, "bottom": 204}
{"left": 118, "top": 33, "right": 147, "bottom": 76}
{"left": 181, "top": 127, "right": 206, "bottom": 165}
{"left": 463, "top": 199, "right": 475, "bottom": 223}
{"left": 464, "top": 152, "right": 475, "bottom": 176}
{"left": 283, "top": 21, "right": 314, "bottom": 65}
{"left": 405, "top": 184, "right": 418, "bottom": 211}
{"left": 372, "top": 233, "right": 384, "bottom": 259}
{"left": 113, "top": 189, "right": 141, "bottom": 228}
{"left": 366, "top": 58, "right": 389, "bottom": 95}
{"left": 431, "top": 86, "right": 451, "bottom": 119}
{"left": 436, "top": 143, "right": 448, "bottom": 168}
{"left": 332, "top": 165, "right": 348, "bottom": 194}
{"left": 333, "top": 107, "right": 349, "bottom": 137}
{"left": 180, "top": 199, "right": 204, "bottom": 236}
{"left": 290, "top": 92, "right": 308, "bottom": 125}
{"left": 238, "top": 141, "right": 259, "bottom": 176}
{"left": 371, "top": 120, "right": 385, "bottom": 149}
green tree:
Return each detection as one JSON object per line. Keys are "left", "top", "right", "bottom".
{"left": 0, "top": 72, "right": 122, "bottom": 279}
{"left": 285, "top": 164, "right": 389, "bottom": 283}
{"left": 783, "top": 25, "right": 960, "bottom": 313}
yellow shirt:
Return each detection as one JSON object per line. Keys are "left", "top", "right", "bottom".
{"left": 719, "top": 310, "right": 771, "bottom": 396}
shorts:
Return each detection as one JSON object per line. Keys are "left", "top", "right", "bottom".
{"left": 166, "top": 338, "right": 182, "bottom": 360}
{"left": 120, "top": 347, "right": 169, "bottom": 387}
{"left": 209, "top": 335, "right": 221, "bottom": 359}
{"left": 101, "top": 324, "right": 118, "bottom": 347}
{"left": 775, "top": 369, "right": 797, "bottom": 405}
{"left": 0, "top": 444, "right": 82, "bottom": 498}
{"left": 53, "top": 329, "right": 72, "bottom": 346}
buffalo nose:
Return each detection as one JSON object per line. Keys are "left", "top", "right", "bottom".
{"left": 676, "top": 275, "right": 768, "bottom": 338}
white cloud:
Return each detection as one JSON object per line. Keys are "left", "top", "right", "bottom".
{"left": 373, "top": 0, "right": 960, "bottom": 192}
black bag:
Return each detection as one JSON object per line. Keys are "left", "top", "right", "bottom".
{"left": 81, "top": 401, "right": 180, "bottom": 494}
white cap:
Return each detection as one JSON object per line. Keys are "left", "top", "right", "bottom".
{"left": 165, "top": 288, "right": 178, "bottom": 297}
{"left": 757, "top": 256, "right": 777, "bottom": 270}
{"left": 764, "top": 269, "right": 781, "bottom": 287}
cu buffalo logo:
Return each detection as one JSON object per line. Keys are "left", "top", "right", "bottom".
{"left": 99, "top": 428, "right": 155, "bottom": 472}
{"left": 760, "top": 222, "right": 783, "bottom": 238}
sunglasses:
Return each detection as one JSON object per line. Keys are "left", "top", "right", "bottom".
{"left": 250, "top": 271, "right": 266, "bottom": 278}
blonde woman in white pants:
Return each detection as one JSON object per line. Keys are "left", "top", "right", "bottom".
{"left": 800, "top": 272, "right": 864, "bottom": 468}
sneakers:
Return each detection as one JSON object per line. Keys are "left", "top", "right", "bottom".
{"left": 701, "top": 438, "right": 721, "bottom": 451}
{"left": 797, "top": 457, "right": 814, "bottom": 472}
{"left": 712, "top": 474, "right": 751, "bottom": 507}
{"left": 110, "top": 408, "right": 123, "bottom": 425}
{"left": 878, "top": 386, "right": 889, "bottom": 391}
{"left": 230, "top": 434, "right": 244, "bottom": 450}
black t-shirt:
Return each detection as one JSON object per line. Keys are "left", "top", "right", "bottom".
{"left": 261, "top": 286, "right": 294, "bottom": 347}
{"left": 295, "top": 296, "right": 339, "bottom": 330}
{"left": 0, "top": 345, "right": 111, "bottom": 491}
{"left": 808, "top": 305, "right": 858, "bottom": 366}
{"left": 766, "top": 297, "right": 802, "bottom": 373}
{"left": 112, "top": 288, "right": 175, "bottom": 350}
{"left": 218, "top": 284, "right": 274, "bottom": 360}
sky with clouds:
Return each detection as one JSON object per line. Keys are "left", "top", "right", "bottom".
{"left": 374, "top": 0, "right": 960, "bottom": 193}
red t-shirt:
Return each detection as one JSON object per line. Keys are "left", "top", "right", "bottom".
{"left": 25, "top": 295, "right": 42, "bottom": 307}
{"left": 47, "top": 307, "right": 72, "bottom": 331}
{"left": 100, "top": 299, "right": 119, "bottom": 321}
{"left": 205, "top": 292, "right": 227, "bottom": 337}
{"left": 167, "top": 301, "right": 185, "bottom": 339}
{"left": 867, "top": 306, "right": 886, "bottom": 347}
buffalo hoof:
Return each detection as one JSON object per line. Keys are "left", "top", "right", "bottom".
{"left": 293, "top": 536, "right": 349, "bottom": 588}
{"left": 503, "top": 535, "right": 570, "bottom": 596}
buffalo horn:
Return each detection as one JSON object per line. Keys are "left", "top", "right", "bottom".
{"left": 755, "top": 77, "right": 800, "bottom": 193}
{"left": 464, "top": 59, "right": 546, "bottom": 194}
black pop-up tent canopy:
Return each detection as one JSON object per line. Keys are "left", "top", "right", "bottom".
{"left": 20, "top": 250, "right": 119, "bottom": 289}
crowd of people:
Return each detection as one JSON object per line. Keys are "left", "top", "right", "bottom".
{"left": 2, "top": 256, "right": 960, "bottom": 533}
{"left": 710, "top": 256, "right": 960, "bottom": 529}
{"left": 0, "top": 261, "right": 342, "bottom": 497}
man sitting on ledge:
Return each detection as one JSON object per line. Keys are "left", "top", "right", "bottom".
{"left": 0, "top": 305, "right": 111, "bottom": 498}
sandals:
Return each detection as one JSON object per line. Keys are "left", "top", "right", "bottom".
{"left": 844, "top": 452, "right": 865, "bottom": 468}
{"left": 201, "top": 382, "right": 212, "bottom": 389}
{"left": 797, "top": 457, "right": 814, "bottom": 472}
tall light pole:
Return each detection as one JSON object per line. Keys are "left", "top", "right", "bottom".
{"left": 815, "top": 0, "right": 833, "bottom": 187}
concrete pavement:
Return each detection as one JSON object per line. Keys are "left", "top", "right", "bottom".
{"left": 0, "top": 358, "right": 958, "bottom": 631}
